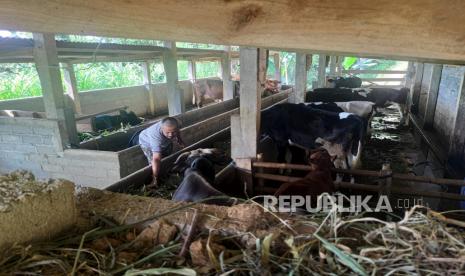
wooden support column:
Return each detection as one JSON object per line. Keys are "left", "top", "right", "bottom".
{"left": 273, "top": 53, "right": 281, "bottom": 82}
{"left": 33, "top": 33, "right": 78, "bottom": 148}
{"left": 222, "top": 47, "right": 234, "bottom": 101}
{"left": 163, "top": 41, "right": 184, "bottom": 116}
{"left": 187, "top": 59, "right": 196, "bottom": 82}
{"left": 404, "top": 61, "right": 415, "bottom": 88}
{"left": 231, "top": 47, "right": 261, "bottom": 171}
{"left": 317, "top": 54, "right": 327, "bottom": 88}
{"left": 258, "top": 48, "right": 268, "bottom": 87}
{"left": 423, "top": 64, "right": 443, "bottom": 129}
{"left": 329, "top": 56, "right": 337, "bottom": 76}
{"left": 410, "top": 62, "right": 424, "bottom": 110}
{"left": 141, "top": 61, "right": 155, "bottom": 116}
{"left": 62, "top": 63, "right": 82, "bottom": 115}
{"left": 448, "top": 71, "right": 465, "bottom": 169}
{"left": 336, "top": 56, "right": 344, "bottom": 76}
{"left": 292, "top": 52, "right": 307, "bottom": 103}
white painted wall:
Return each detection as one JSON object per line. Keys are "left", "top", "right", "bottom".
{"left": 0, "top": 80, "right": 198, "bottom": 116}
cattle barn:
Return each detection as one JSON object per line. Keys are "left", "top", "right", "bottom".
{"left": 1, "top": 1, "right": 465, "bottom": 274}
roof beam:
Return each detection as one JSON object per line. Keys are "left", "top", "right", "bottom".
{"left": 1, "top": 1, "right": 465, "bottom": 63}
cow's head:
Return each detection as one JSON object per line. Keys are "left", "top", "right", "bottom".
{"left": 171, "top": 148, "right": 231, "bottom": 173}
{"left": 308, "top": 148, "right": 334, "bottom": 171}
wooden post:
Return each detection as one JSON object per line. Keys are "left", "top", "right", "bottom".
{"left": 222, "top": 47, "right": 234, "bottom": 101}
{"left": 33, "top": 33, "right": 78, "bottom": 147}
{"left": 141, "top": 61, "right": 155, "bottom": 116}
{"left": 329, "top": 56, "right": 337, "bottom": 77}
{"left": 336, "top": 56, "right": 344, "bottom": 76}
{"left": 163, "top": 41, "right": 184, "bottom": 116}
{"left": 273, "top": 53, "right": 281, "bottom": 82}
{"left": 231, "top": 47, "right": 261, "bottom": 171}
{"left": 317, "top": 54, "right": 327, "bottom": 88}
{"left": 62, "top": 62, "right": 82, "bottom": 115}
{"left": 187, "top": 59, "right": 196, "bottom": 82}
{"left": 292, "top": 52, "right": 307, "bottom": 103}
{"left": 423, "top": 64, "right": 443, "bottom": 129}
{"left": 258, "top": 48, "right": 268, "bottom": 88}
{"left": 404, "top": 61, "right": 415, "bottom": 88}
{"left": 410, "top": 62, "right": 424, "bottom": 110}
{"left": 448, "top": 71, "right": 465, "bottom": 169}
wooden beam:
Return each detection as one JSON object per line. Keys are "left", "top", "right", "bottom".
{"left": 362, "top": 78, "right": 406, "bottom": 82}
{"left": 33, "top": 33, "right": 78, "bottom": 147}
{"left": 343, "top": 70, "right": 409, "bottom": 74}
{"left": 231, "top": 47, "right": 261, "bottom": 170}
{"left": 3, "top": 1, "right": 465, "bottom": 63}
{"left": 141, "top": 61, "right": 155, "bottom": 116}
{"left": 423, "top": 64, "right": 443, "bottom": 129}
{"left": 448, "top": 71, "right": 465, "bottom": 169}
{"left": 317, "top": 54, "right": 327, "bottom": 88}
{"left": 222, "top": 47, "right": 234, "bottom": 101}
{"left": 62, "top": 63, "right": 82, "bottom": 114}
{"left": 273, "top": 53, "right": 280, "bottom": 82}
{"left": 292, "top": 52, "right": 307, "bottom": 103}
{"left": 163, "top": 41, "right": 184, "bottom": 116}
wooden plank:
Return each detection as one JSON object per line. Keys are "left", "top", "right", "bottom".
{"left": 163, "top": 41, "right": 184, "bottom": 116}
{"left": 292, "top": 52, "right": 307, "bottom": 103}
{"left": 231, "top": 47, "right": 261, "bottom": 167}
{"left": 317, "top": 54, "right": 327, "bottom": 88}
{"left": 273, "top": 53, "right": 281, "bottom": 82}
{"left": 448, "top": 71, "right": 465, "bottom": 169}
{"left": 62, "top": 62, "right": 82, "bottom": 114}
{"left": 362, "top": 78, "right": 406, "bottom": 82}
{"left": 222, "top": 47, "right": 234, "bottom": 100}
{"left": 343, "top": 70, "right": 409, "bottom": 74}
{"left": 423, "top": 64, "right": 443, "bottom": 129}
{"left": 3, "top": 1, "right": 465, "bottom": 63}
{"left": 141, "top": 61, "right": 155, "bottom": 116}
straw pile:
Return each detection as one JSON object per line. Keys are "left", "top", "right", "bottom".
{"left": 0, "top": 171, "right": 76, "bottom": 252}
{"left": 1, "top": 186, "right": 464, "bottom": 275}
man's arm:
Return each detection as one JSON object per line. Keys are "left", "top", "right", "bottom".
{"left": 149, "top": 152, "right": 163, "bottom": 187}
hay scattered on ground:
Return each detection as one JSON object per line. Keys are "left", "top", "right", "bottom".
{"left": 1, "top": 191, "right": 464, "bottom": 275}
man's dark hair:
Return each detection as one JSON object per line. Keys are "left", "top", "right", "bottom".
{"left": 161, "top": 117, "right": 180, "bottom": 128}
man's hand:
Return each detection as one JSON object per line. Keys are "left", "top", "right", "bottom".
{"left": 146, "top": 177, "right": 158, "bottom": 189}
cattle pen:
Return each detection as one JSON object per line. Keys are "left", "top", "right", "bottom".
{"left": 1, "top": 1, "right": 465, "bottom": 275}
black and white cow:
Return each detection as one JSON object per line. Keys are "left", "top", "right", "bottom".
{"left": 260, "top": 103, "right": 365, "bottom": 172}
{"left": 306, "top": 87, "right": 409, "bottom": 124}
{"left": 171, "top": 149, "right": 234, "bottom": 205}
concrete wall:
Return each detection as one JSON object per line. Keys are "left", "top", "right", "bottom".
{"left": 433, "top": 66, "right": 465, "bottom": 144}
{"left": 0, "top": 80, "right": 197, "bottom": 116}
{"left": 0, "top": 117, "right": 122, "bottom": 188}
